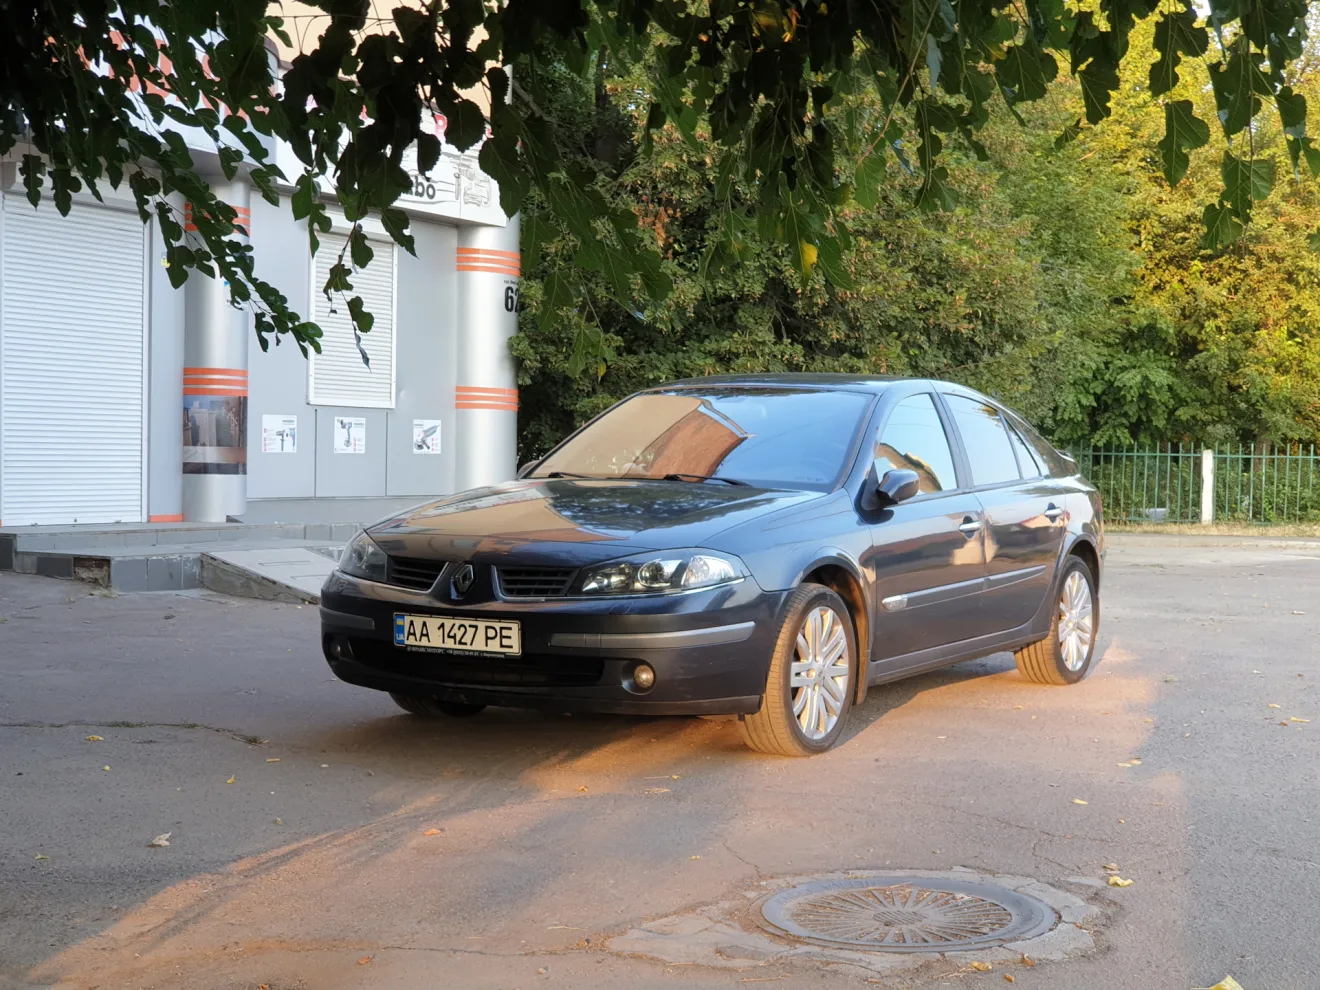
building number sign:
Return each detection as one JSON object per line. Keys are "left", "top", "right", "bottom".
{"left": 504, "top": 285, "right": 519, "bottom": 312}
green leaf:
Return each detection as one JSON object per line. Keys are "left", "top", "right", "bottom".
{"left": 1078, "top": 57, "right": 1120, "bottom": 124}
{"left": 380, "top": 207, "right": 416, "bottom": 255}
{"left": 1054, "top": 117, "right": 1084, "bottom": 150}
{"left": 416, "top": 133, "right": 441, "bottom": 175}
{"left": 442, "top": 99, "right": 487, "bottom": 151}
{"left": 852, "top": 150, "right": 887, "bottom": 210}
{"left": 1221, "top": 152, "right": 1274, "bottom": 219}
{"left": 997, "top": 41, "right": 1057, "bottom": 104}
{"left": 1157, "top": 100, "right": 1209, "bottom": 187}
{"left": 1149, "top": 6, "right": 1209, "bottom": 97}
{"left": 1211, "top": 39, "right": 1272, "bottom": 137}
{"left": 1202, "top": 201, "right": 1244, "bottom": 249}
{"left": 348, "top": 225, "right": 374, "bottom": 270}
{"left": 347, "top": 294, "right": 375, "bottom": 336}
{"left": 1277, "top": 87, "right": 1307, "bottom": 139}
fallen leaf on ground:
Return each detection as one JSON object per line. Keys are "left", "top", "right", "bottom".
{"left": 101, "top": 766, "right": 110, "bottom": 772}
{"left": 147, "top": 833, "right": 171, "bottom": 848}
{"left": 1107, "top": 875, "right": 1134, "bottom": 887}
{"left": 274, "top": 818, "right": 283, "bottom": 825}
{"left": 1129, "top": 758, "right": 1142, "bottom": 764}
{"left": 1164, "top": 676, "right": 1179, "bottom": 683}
{"left": 1269, "top": 704, "right": 1281, "bottom": 709}
{"left": 1195, "top": 978, "right": 1245, "bottom": 990}
{"left": 225, "top": 775, "right": 235, "bottom": 784}
{"left": 644, "top": 787, "right": 670, "bottom": 794}
{"left": 1293, "top": 611, "right": 1306, "bottom": 615}
{"left": 1004, "top": 975, "right": 1015, "bottom": 983}
{"left": 576, "top": 785, "right": 588, "bottom": 792}
{"left": 969, "top": 961, "right": 992, "bottom": 971}
{"left": 1102, "top": 863, "right": 1119, "bottom": 871}
{"left": 357, "top": 956, "right": 372, "bottom": 965}
{"left": 1021, "top": 955, "right": 1035, "bottom": 966}
{"left": 266, "top": 758, "right": 280, "bottom": 763}
{"left": 423, "top": 828, "right": 442, "bottom": 836}
{"left": 1280, "top": 722, "right": 1290, "bottom": 727}
{"left": 1117, "top": 762, "right": 1135, "bottom": 768}
{"left": 34, "top": 854, "right": 49, "bottom": 861}
{"left": 85, "top": 735, "right": 103, "bottom": 742}
{"left": 671, "top": 774, "right": 681, "bottom": 780}
{"left": 1072, "top": 798, "right": 1089, "bottom": 805}
{"left": 1291, "top": 717, "right": 1310, "bottom": 723}
{"left": 690, "top": 855, "right": 701, "bottom": 860}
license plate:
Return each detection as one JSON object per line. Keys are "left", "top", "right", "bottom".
{"left": 393, "top": 613, "right": 521, "bottom": 655}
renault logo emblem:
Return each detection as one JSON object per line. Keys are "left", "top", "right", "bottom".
{"left": 452, "top": 563, "right": 475, "bottom": 595}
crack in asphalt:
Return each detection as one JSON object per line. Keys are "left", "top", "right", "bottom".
{"left": 0, "top": 720, "right": 266, "bottom": 744}
{"left": 722, "top": 841, "right": 766, "bottom": 876}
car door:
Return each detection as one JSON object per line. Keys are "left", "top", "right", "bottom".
{"left": 866, "top": 391, "right": 988, "bottom": 665}
{"left": 940, "top": 393, "right": 1067, "bottom": 634}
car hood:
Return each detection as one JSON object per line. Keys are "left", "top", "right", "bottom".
{"left": 367, "top": 479, "right": 823, "bottom": 564}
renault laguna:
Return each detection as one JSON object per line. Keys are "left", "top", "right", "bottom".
{"left": 320, "top": 375, "right": 1104, "bottom": 755}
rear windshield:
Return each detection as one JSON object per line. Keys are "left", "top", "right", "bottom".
{"left": 532, "top": 388, "right": 874, "bottom": 490}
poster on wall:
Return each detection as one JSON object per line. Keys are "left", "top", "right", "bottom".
{"left": 412, "top": 419, "right": 442, "bottom": 454}
{"left": 261, "top": 415, "right": 298, "bottom": 453}
{"left": 334, "top": 417, "right": 366, "bottom": 454}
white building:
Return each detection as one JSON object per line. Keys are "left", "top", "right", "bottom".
{"left": 0, "top": 50, "right": 519, "bottom": 527}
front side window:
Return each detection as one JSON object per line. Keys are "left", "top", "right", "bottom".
{"left": 874, "top": 394, "right": 958, "bottom": 494}
{"left": 944, "top": 394, "right": 1021, "bottom": 487}
{"left": 532, "top": 388, "right": 873, "bottom": 490}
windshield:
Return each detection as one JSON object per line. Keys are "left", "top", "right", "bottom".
{"left": 532, "top": 388, "right": 874, "bottom": 490}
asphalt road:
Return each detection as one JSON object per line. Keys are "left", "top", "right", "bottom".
{"left": 2, "top": 535, "right": 1319, "bottom": 990}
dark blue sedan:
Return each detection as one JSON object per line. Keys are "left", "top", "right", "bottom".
{"left": 320, "top": 375, "right": 1104, "bottom": 755}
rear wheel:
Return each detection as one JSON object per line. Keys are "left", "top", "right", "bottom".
{"left": 390, "top": 693, "right": 487, "bottom": 717}
{"left": 740, "top": 583, "right": 855, "bottom": 756}
{"left": 1014, "top": 556, "right": 1099, "bottom": 685}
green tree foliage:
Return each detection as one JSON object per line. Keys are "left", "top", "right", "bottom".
{"left": 514, "top": 32, "right": 1320, "bottom": 458}
{"left": 3, "top": 0, "right": 1317, "bottom": 365}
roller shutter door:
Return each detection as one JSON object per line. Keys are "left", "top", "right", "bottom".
{"left": 1, "top": 194, "right": 146, "bottom": 525}
{"left": 307, "top": 231, "right": 396, "bottom": 408}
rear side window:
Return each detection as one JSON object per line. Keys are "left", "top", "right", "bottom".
{"left": 874, "top": 393, "right": 958, "bottom": 494}
{"left": 944, "top": 394, "right": 1021, "bottom": 487}
{"left": 1004, "top": 411, "right": 1063, "bottom": 477}
{"left": 1006, "top": 423, "right": 1045, "bottom": 478}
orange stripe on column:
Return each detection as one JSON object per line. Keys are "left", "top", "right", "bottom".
{"left": 456, "top": 264, "right": 520, "bottom": 276}
{"left": 456, "top": 402, "right": 519, "bottom": 411}
{"left": 457, "top": 386, "right": 518, "bottom": 396}
{"left": 457, "top": 248, "right": 520, "bottom": 261}
{"left": 149, "top": 514, "right": 184, "bottom": 523}
{"left": 184, "top": 367, "right": 247, "bottom": 377}
{"left": 184, "top": 386, "right": 249, "bottom": 396}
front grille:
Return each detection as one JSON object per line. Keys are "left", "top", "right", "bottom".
{"left": 386, "top": 556, "right": 446, "bottom": 591}
{"left": 497, "top": 566, "right": 576, "bottom": 598}
{"left": 348, "top": 639, "right": 604, "bottom": 687}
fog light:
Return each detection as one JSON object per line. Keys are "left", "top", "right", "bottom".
{"left": 633, "top": 663, "right": 656, "bottom": 690}
{"left": 326, "top": 636, "right": 354, "bottom": 663}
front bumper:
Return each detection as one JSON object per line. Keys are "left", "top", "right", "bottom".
{"left": 319, "top": 570, "right": 787, "bottom": 715}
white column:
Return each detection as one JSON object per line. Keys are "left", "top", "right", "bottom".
{"left": 181, "top": 179, "right": 251, "bottom": 522}
{"left": 453, "top": 217, "right": 520, "bottom": 491}
{"left": 1201, "top": 449, "right": 1215, "bottom": 524}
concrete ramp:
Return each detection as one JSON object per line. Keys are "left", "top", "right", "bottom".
{"left": 200, "top": 548, "right": 339, "bottom": 603}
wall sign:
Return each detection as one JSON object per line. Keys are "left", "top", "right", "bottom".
{"left": 413, "top": 419, "right": 442, "bottom": 454}
{"left": 261, "top": 415, "right": 298, "bottom": 453}
{"left": 333, "top": 417, "right": 366, "bottom": 454}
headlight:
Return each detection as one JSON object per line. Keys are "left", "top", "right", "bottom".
{"left": 339, "top": 530, "right": 388, "bottom": 582}
{"left": 578, "top": 551, "right": 743, "bottom": 595}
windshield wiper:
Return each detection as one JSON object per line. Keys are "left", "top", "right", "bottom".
{"left": 662, "top": 472, "right": 750, "bottom": 487}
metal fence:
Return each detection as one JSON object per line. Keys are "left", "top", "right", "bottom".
{"left": 1073, "top": 444, "right": 1320, "bottom": 525}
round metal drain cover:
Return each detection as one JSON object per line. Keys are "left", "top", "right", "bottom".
{"left": 759, "top": 876, "right": 1056, "bottom": 952}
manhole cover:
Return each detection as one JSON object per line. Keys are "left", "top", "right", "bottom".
{"left": 758, "top": 876, "right": 1056, "bottom": 952}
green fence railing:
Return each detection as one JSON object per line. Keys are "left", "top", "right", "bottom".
{"left": 1074, "top": 444, "right": 1320, "bottom": 525}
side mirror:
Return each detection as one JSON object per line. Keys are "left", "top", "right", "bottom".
{"left": 873, "top": 466, "right": 921, "bottom": 506}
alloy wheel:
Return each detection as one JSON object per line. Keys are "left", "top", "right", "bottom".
{"left": 1057, "top": 570, "right": 1094, "bottom": 671}
{"left": 790, "top": 605, "right": 851, "bottom": 740}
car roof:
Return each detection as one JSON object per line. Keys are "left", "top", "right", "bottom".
{"left": 655, "top": 373, "right": 943, "bottom": 394}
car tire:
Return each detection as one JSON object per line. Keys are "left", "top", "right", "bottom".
{"left": 739, "top": 583, "right": 856, "bottom": 757}
{"left": 1014, "top": 556, "right": 1099, "bottom": 685}
{"left": 390, "top": 693, "right": 487, "bottom": 717}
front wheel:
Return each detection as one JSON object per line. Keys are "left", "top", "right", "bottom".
{"left": 390, "top": 693, "right": 487, "bottom": 717}
{"left": 1014, "top": 556, "right": 1099, "bottom": 685}
{"left": 739, "top": 583, "right": 856, "bottom": 756}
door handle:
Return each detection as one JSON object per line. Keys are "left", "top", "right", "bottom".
{"left": 958, "top": 517, "right": 982, "bottom": 538}
{"left": 1044, "top": 504, "right": 1065, "bottom": 522}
